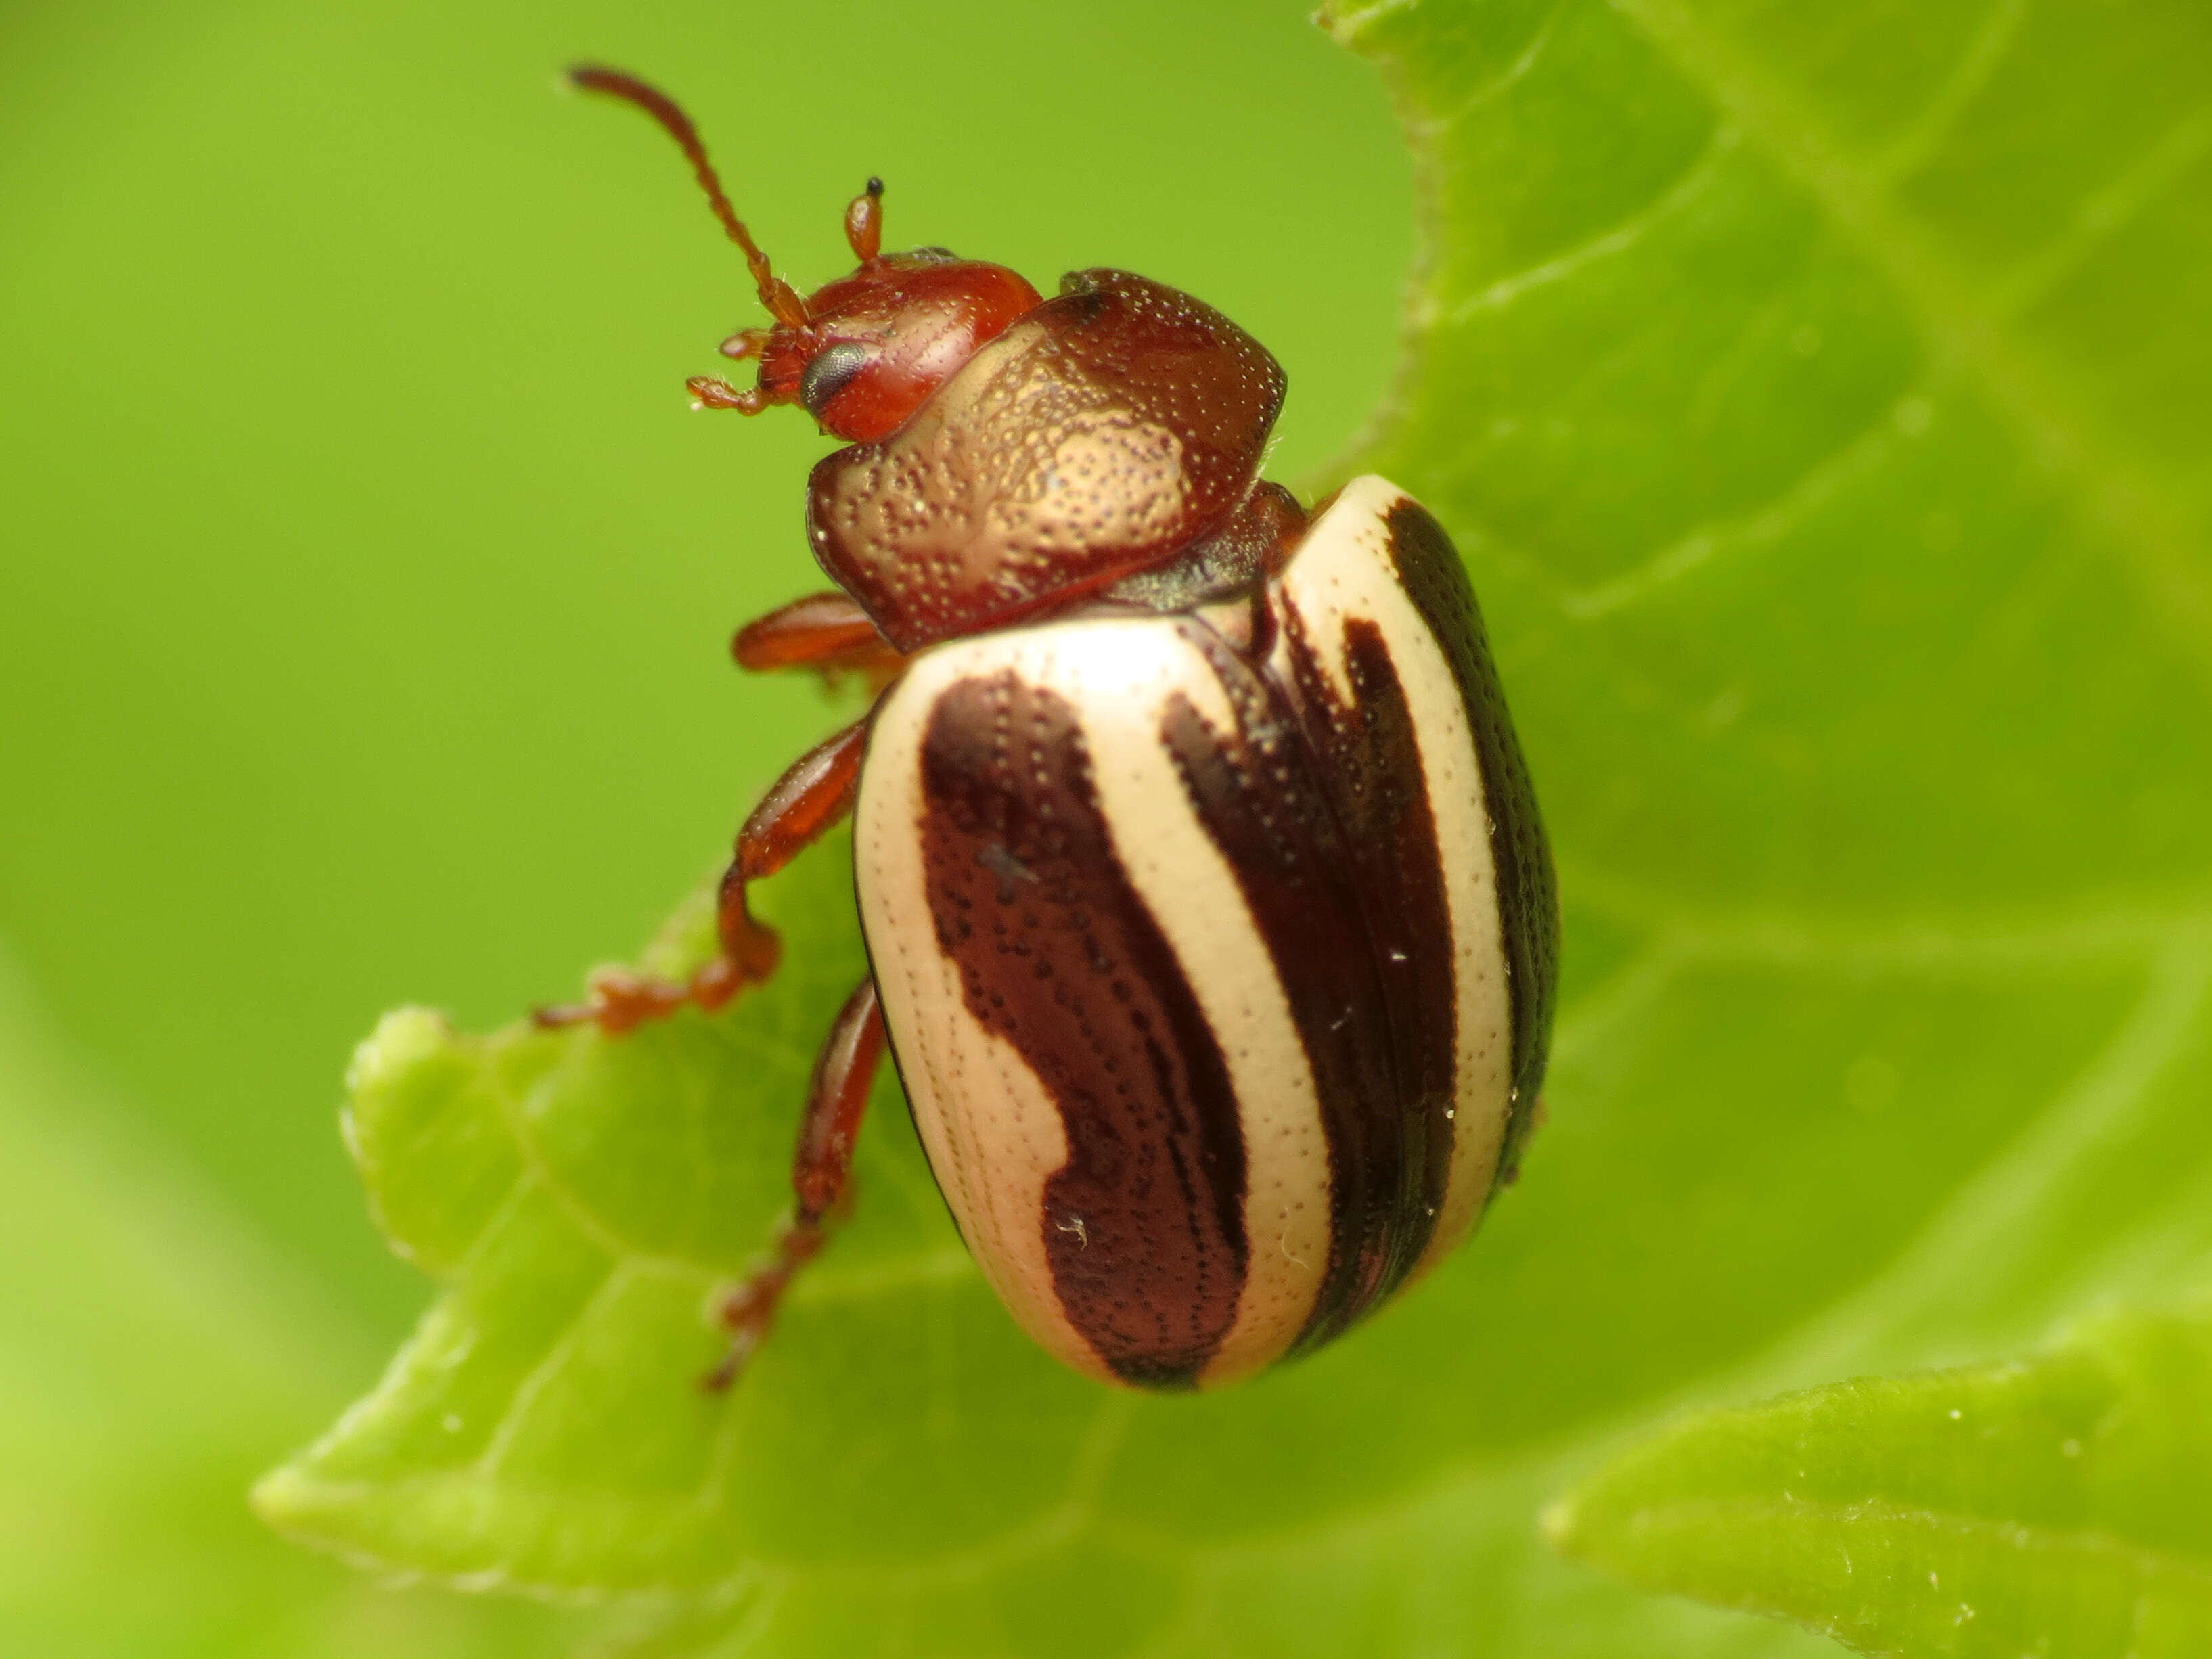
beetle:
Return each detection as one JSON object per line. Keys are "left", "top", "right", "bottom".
{"left": 543, "top": 67, "right": 1558, "bottom": 1391}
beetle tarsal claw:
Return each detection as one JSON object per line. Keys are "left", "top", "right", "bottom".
{"left": 526, "top": 951, "right": 777, "bottom": 1039}
{"left": 702, "top": 1327, "right": 761, "bottom": 1393}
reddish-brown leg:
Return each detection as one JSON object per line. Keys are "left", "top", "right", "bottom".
{"left": 733, "top": 591, "right": 906, "bottom": 691}
{"left": 706, "top": 975, "right": 887, "bottom": 1389}
{"left": 535, "top": 717, "right": 870, "bottom": 1034}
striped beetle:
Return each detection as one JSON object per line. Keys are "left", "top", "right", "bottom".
{"left": 546, "top": 69, "right": 1558, "bottom": 1391}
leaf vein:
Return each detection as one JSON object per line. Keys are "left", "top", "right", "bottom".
{"left": 1608, "top": 0, "right": 2212, "bottom": 696}
{"left": 493, "top": 1040, "right": 723, "bottom": 1276}
{"left": 1429, "top": 124, "right": 1739, "bottom": 327}
{"left": 1751, "top": 930, "right": 2212, "bottom": 1382}
{"left": 1562, "top": 861, "right": 2212, "bottom": 970}
{"left": 1432, "top": 0, "right": 1573, "bottom": 130}
{"left": 1992, "top": 105, "right": 2212, "bottom": 323}
{"left": 474, "top": 1257, "right": 631, "bottom": 1478}
{"left": 1562, "top": 384, "right": 1918, "bottom": 619}
{"left": 1874, "top": 0, "right": 2029, "bottom": 185}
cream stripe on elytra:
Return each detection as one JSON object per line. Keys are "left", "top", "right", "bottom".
{"left": 1275, "top": 480, "right": 1514, "bottom": 1275}
{"left": 855, "top": 645, "right": 1099, "bottom": 1382}
{"left": 894, "top": 618, "right": 1328, "bottom": 1386}
{"left": 1045, "top": 624, "right": 1332, "bottom": 1388}
{"left": 853, "top": 479, "right": 1542, "bottom": 1388}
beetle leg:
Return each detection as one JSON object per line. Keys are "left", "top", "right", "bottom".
{"left": 732, "top": 591, "right": 906, "bottom": 694}
{"left": 706, "top": 974, "right": 886, "bottom": 1389}
{"left": 535, "top": 716, "right": 870, "bottom": 1035}
{"left": 706, "top": 712, "right": 870, "bottom": 988}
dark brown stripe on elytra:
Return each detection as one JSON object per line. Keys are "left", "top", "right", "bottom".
{"left": 1247, "top": 604, "right": 1462, "bottom": 1353}
{"left": 1158, "top": 624, "right": 1397, "bottom": 1355}
{"left": 916, "top": 670, "right": 1248, "bottom": 1388}
{"left": 1382, "top": 499, "right": 1560, "bottom": 1182}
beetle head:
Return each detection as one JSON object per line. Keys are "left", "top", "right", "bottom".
{"left": 735, "top": 192, "right": 1042, "bottom": 441}
{"left": 571, "top": 67, "right": 1041, "bottom": 442}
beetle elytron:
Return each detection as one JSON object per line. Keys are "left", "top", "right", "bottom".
{"left": 543, "top": 68, "right": 1559, "bottom": 1391}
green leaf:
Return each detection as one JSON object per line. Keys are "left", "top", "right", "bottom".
{"left": 257, "top": 834, "right": 1112, "bottom": 1599}
{"left": 1546, "top": 1304, "right": 2212, "bottom": 1658}
{"left": 261, "top": 0, "right": 2212, "bottom": 1654}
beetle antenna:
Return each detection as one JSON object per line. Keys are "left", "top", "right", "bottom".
{"left": 568, "top": 65, "right": 809, "bottom": 329}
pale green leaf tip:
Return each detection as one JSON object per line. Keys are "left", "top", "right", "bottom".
{"left": 347, "top": 1003, "right": 455, "bottom": 1097}
{"left": 249, "top": 1463, "right": 337, "bottom": 1553}
{"left": 248, "top": 1464, "right": 299, "bottom": 1528}
{"left": 1309, "top": 0, "right": 1393, "bottom": 49}
{"left": 250, "top": 1462, "right": 425, "bottom": 1583}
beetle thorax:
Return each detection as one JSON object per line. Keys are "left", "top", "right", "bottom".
{"left": 805, "top": 269, "right": 1290, "bottom": 653}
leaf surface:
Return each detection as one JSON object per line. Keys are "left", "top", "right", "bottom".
{"left": 260, "top": 1, "right": 2212, "bottom": 1654}
{"left": 1548, "top": 1306, "right": 2212, "bottom": 1658}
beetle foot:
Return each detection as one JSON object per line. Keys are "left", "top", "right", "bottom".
{"left": 701, "top": 1325, "right": 763, "bottom": 1392}
{"left": 715, "top": 909, "right": 784, "bottom": 990}
{"left": 702, "top": 1218, "right": 832, "bottom": 1392}
{"left": 531, "top": 948, "right": 775, "bottom": 1037}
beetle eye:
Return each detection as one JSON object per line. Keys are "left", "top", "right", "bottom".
{"left": 799, "top": 342, "right": 874, "bottom": 417}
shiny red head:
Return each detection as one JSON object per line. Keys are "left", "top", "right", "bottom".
{"left": 569, "top": 67, "right": 1041, "bottom": 442}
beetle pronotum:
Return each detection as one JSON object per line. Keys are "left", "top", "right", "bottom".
{"left": 542, "top": 68, "right": 1559, "bottom": 1391}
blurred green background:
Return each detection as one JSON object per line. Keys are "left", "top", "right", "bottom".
{"left": 0, "top": 0, "right": 1405, "bottom": 1650}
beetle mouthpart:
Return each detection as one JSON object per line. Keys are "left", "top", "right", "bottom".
{"left": 687, "top": 375, "right": 771, "bottom": 415}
